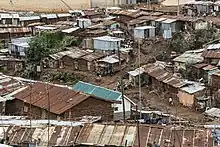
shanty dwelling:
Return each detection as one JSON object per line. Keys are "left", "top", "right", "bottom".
{"left": 61, "top": 27, "right": 80, "bottom": 36}
{"left": 93, "top": 36, "right": 124, "bottom": 52}
{"left": 73, "top": 81, "right": 135, "bottom": 120}
{"left": 8, "top": 37, "right": 32, "bottom": 58}
{"left": 82, "top": 10, "right": 102, "bottom": 19}
{"left": 211, "top": 71, "right": 220, "bottom": 90}
{"left": 77, "top": 18, "right": 92, "bottom": 29}
{"left": 96, "top": 53, "right": 126, "bottom": 76}
{"left": 61, "top": 49, "right": 89, "bottom": 71}
{"left": 0, "top": 27, "right": 32, "bottom": 47}
{"left": 202, "top": 50, "right": 220, "bottom": 65}
{"left": 57, "top": 13, "right": 72, "bottom": 21}
{"left": 40, "top": 14, "right": 58, "bottom": 24}
{"left": 0, "top": 13, "right": 19, "bottom": 25}
{"left": 75, "top": 123, "right": 214, "bottom": 147}
{"left": 143, "top": 63, "right": 188, "bottom": 99}
{"left": 177, "top": 81, "right": 206, "bottom": 107}
{"left": 77, "top": 51, "right": 105, "bottom": 72}
{"left": 102, "top": 20, "right": 120, "bottom": 30}
{"left": 173, "top": 49, "right": 204, "bottom": 71}
{"left": 0, "top": 57, "right": 24, "bottom": 73}
{"left": 152, "top": 17, "right": 167, "bottom": 35}
{"left": 19, "top": 16, "right": 41, "bottom": 27}
{"left": 205, "top": 107, "right": 220, "bottom": 120}
{"left": 128, "top": 67, "right": 146, "bottom": 87}
{"left": 182, "top": 18, "right": 209, "bottom": 30}
{"left": 2, "top": 82, "right": 120, "bottom": 121}
{"left": 192, "top": 63, "right": 218, "bottom": 84}
{"left": 127, "top": 18, "right": 150, "bottom": 32}
{"left": 161, "top": 19, "right": 182, "bottom": 39}
{"left": 43, "top": 50, "right": 73, "bottom": 68}
{"left": 134, "top": 26, "right": 156, "bottom": 39}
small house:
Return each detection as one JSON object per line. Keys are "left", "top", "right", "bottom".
{"left": 3, "top": 82, "right": 120, "bottom": 121}
{"left": 40, "top": 14, "right": 58, "bottom": 24}
{"left": 97, "top": 53, "right": 126, "bottom": 76}
{"left": 77, "top": 18, "right": 92, "bottom": 29}
{"left": 177, "top": 82, "right": 206, "bottom": 107}
{"left": 211, "top": 71, "right": 220, "bottom": 89}
{"left": 9, "top": 37, "right": 32, "bottom": 58}
{"left": 0, "top": 56, "right": 24, "bottom": 72}
{"left": 181, "top": 18, "right": 209, "bottom": 30}
{"left": 161, "top": 19, "right": 182, "bottom": 38}
{"left": 61, "top": 27, "right": 80, "bottom": 36}
{"left": 202, "top": 50, "right": 220, "bottom": 65}
{"left": 93, "top": 35, "right": 124, "bottom": 52}
{"left": 61, "top": 49, "right": 89, "bottom": 71}
{"left": 0, "top": 13, "right": 19, "bottom": 25}
{"left": 173, "top": 49, "right": 204, "bottom": 71}
{"left": 73, "top": 81, "right": 135, "bottom": 120}
{"left": 19, "top": 16, "right": 41, "bottom": 27}
{"left": 57, "top": 13, "right": 72, "bottom": 21}
{"left": 77, "top": 51, "right": 105, "bottom": 72}
{"left": 134, "top": 26, "right": 156, "bottom": 39}
{"left": 128, "top": 67, "right": 146, "bottom": 87}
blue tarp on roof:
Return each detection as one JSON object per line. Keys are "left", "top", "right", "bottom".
{"left": 73, "top": 81, "right": 121, "bottom": 101}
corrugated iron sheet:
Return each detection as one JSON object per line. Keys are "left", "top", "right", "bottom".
{"left": 13, "top": 82, "right": 90, "bottom": 115}
{"left": 2, "top": 125, "right": 81, "bottom": 146}
{"left": 77, "top": 124, "right": 213, "bottom": 147}
{"left": 202, "top": 50, "right": 220, "bottom": 59}
{"left": 0, "top": 27, "right": 32, "bottom": 34}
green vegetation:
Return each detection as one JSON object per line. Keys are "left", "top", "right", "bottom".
{"left": 43, "top": 71, "right": 83, "bottom": 85}
{"left": 170, "top": 27, "right": 220, "bottom": 53}
{"left": 24, "top": 31, "right": 82, "bottom": 79}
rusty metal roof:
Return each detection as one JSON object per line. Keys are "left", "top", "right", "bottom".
{"left": 13, "top": 82, "right": 90, "bottom": 115}
{"left": 3, "top": 125, "right": 81, "bottom": 146}
{"left": 202, "top": 50, "right": 220, "bottom": 59}
{"left": 76, "top": 124, "right": 213, "bottom": 147}
{"left": 144, "top": 63, "right": 187, "bottom": 88}
{"left": 76, "top": 123, "right": 137, "bottom": 146}
{"left": 0, "top": 27, "right": 32, "bottom": 34}
{"left": 81, "top": 52, "right": 105, "bottom": 61}
{"left": 193, "top": 63, "right": 208, "bottom": 69}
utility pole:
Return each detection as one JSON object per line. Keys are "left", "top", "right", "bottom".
{"left": 177, "top": 0, "right": 180, "bottom": 16}
{"left": 136, "top": 105, "right": 141, "bottom": 147}
{"left": 117, "top": 42, "right": 126, "bottom": 122}
{"left": 29, "top": 85, "right": 32, "bottom": 142}
{"left": 138, "top": 39, "right": 142, "bottom": 118}
{"left": 46, "top": 83, "right": 50, "bottom": 147}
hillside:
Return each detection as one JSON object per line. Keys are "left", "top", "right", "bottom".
{"left": 0, "top": 0, "right": 91, "bottom": 12}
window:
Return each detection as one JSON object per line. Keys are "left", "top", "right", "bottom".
{"left": 23, "top": 105, "right": 28, "bottom": 112}
{"left": 114, "top": 107, "right": 118, "bottom": 111}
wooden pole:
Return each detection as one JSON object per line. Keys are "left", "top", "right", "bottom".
{"left": 136, "top": 105, "right": 141, "bottom": 147}
{"left": 138, "top": 39, "right": 142, "bottom": 118}
{"left": 117, "top": 41, "right": 126, "bottom": 122}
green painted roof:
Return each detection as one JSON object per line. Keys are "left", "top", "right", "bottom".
{"left": 73, "top": 81, "right": 121, "bottom": 101}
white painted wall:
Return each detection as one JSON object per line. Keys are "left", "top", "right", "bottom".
{"left": 113, "top": 97, "right": 131, "bottom": 113}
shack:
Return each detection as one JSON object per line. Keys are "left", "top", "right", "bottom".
{"left": 19, "top": 16, "right": 41, "bottom": 27}
{"left": 0, "top": 13, "right": 19, "bottom": 25}
{"left": 93, "top": 35, "right": 124, "bottom": 52}
{"left": 77, "top": 51, "right": 105, "bottom": 72}
{"left": 134, "top": 26, "right": 156, "bottom": 39}
{"left": 40, "top": 14, "right": 58, "bottom": 24}
{"left": 61, "top": 49, "right": 89, "bottom": 71}
{"left": 77, "top": 18, "right": 91, "bottom": 28}
{"left": 177, "top": 82, "right": 206, "bottom": 107}
{"left": 128, "top": 67, "right": 146, "bottom": 87}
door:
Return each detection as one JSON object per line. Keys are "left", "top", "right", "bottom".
{"left": 144, "top": 29, "right": 149, "bottom": 38}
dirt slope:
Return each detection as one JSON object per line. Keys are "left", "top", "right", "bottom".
{"left": 0, "top": 0, "right": 90, "bottom": 12}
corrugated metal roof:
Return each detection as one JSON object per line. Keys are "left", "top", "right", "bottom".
{"left": 180, "top": 82, "right": 206, "bottom": 94}
{"left": 93, "top": 35, "right": 124, "bottom": 42}
{"left": 0, "top": 27, "right": 32, "bottom": 34}
{"left": 64, "top": 49, "right": 89, "bottom": 60}
{"left": 2, "top": 125, "right": 82, "bottom": 146}
{"left": 57, "top": 13, "right": 71, "bottom": 18}
{"left": 134, "top": 26, "right": 156, "bottom": 30}
{"left": 61, "top": 27, "right": 80, "bottom": 33}
{"left": 76, "top": 124, "right": 136, "bottom": 146}
{"left": 73, "top": 81, "right": 121, "bottom": 101}
{"left": 81, "top": 52, "right": 105, "bottom": 61}
{"left": 173, "top": 51, "right": 204, "bottom": 63}
{"left": 202, "top": 50, "right": 220, "bottom": 59}
{"left": 19, "top": 16, "right": 40, "bottom": 21}
{"left": 13, "top": 82, "right": 90, "bottom": 115}
{"left": 144, "top": 63, "right": 187, "bottom": 88}
{"left": 162, "top": 18, "right": 177, "bottom": 23}
{"left": 41, "top": 14, "right": 57, "bottom": 19}
{"left": 0, "top": 13, "right": 19, "bottom": 19}
{"left": 76, "top": 124, "right": 213, "bottom": 147}
{"left": 193, "top": 63, "right": 208, "bottom": 69}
